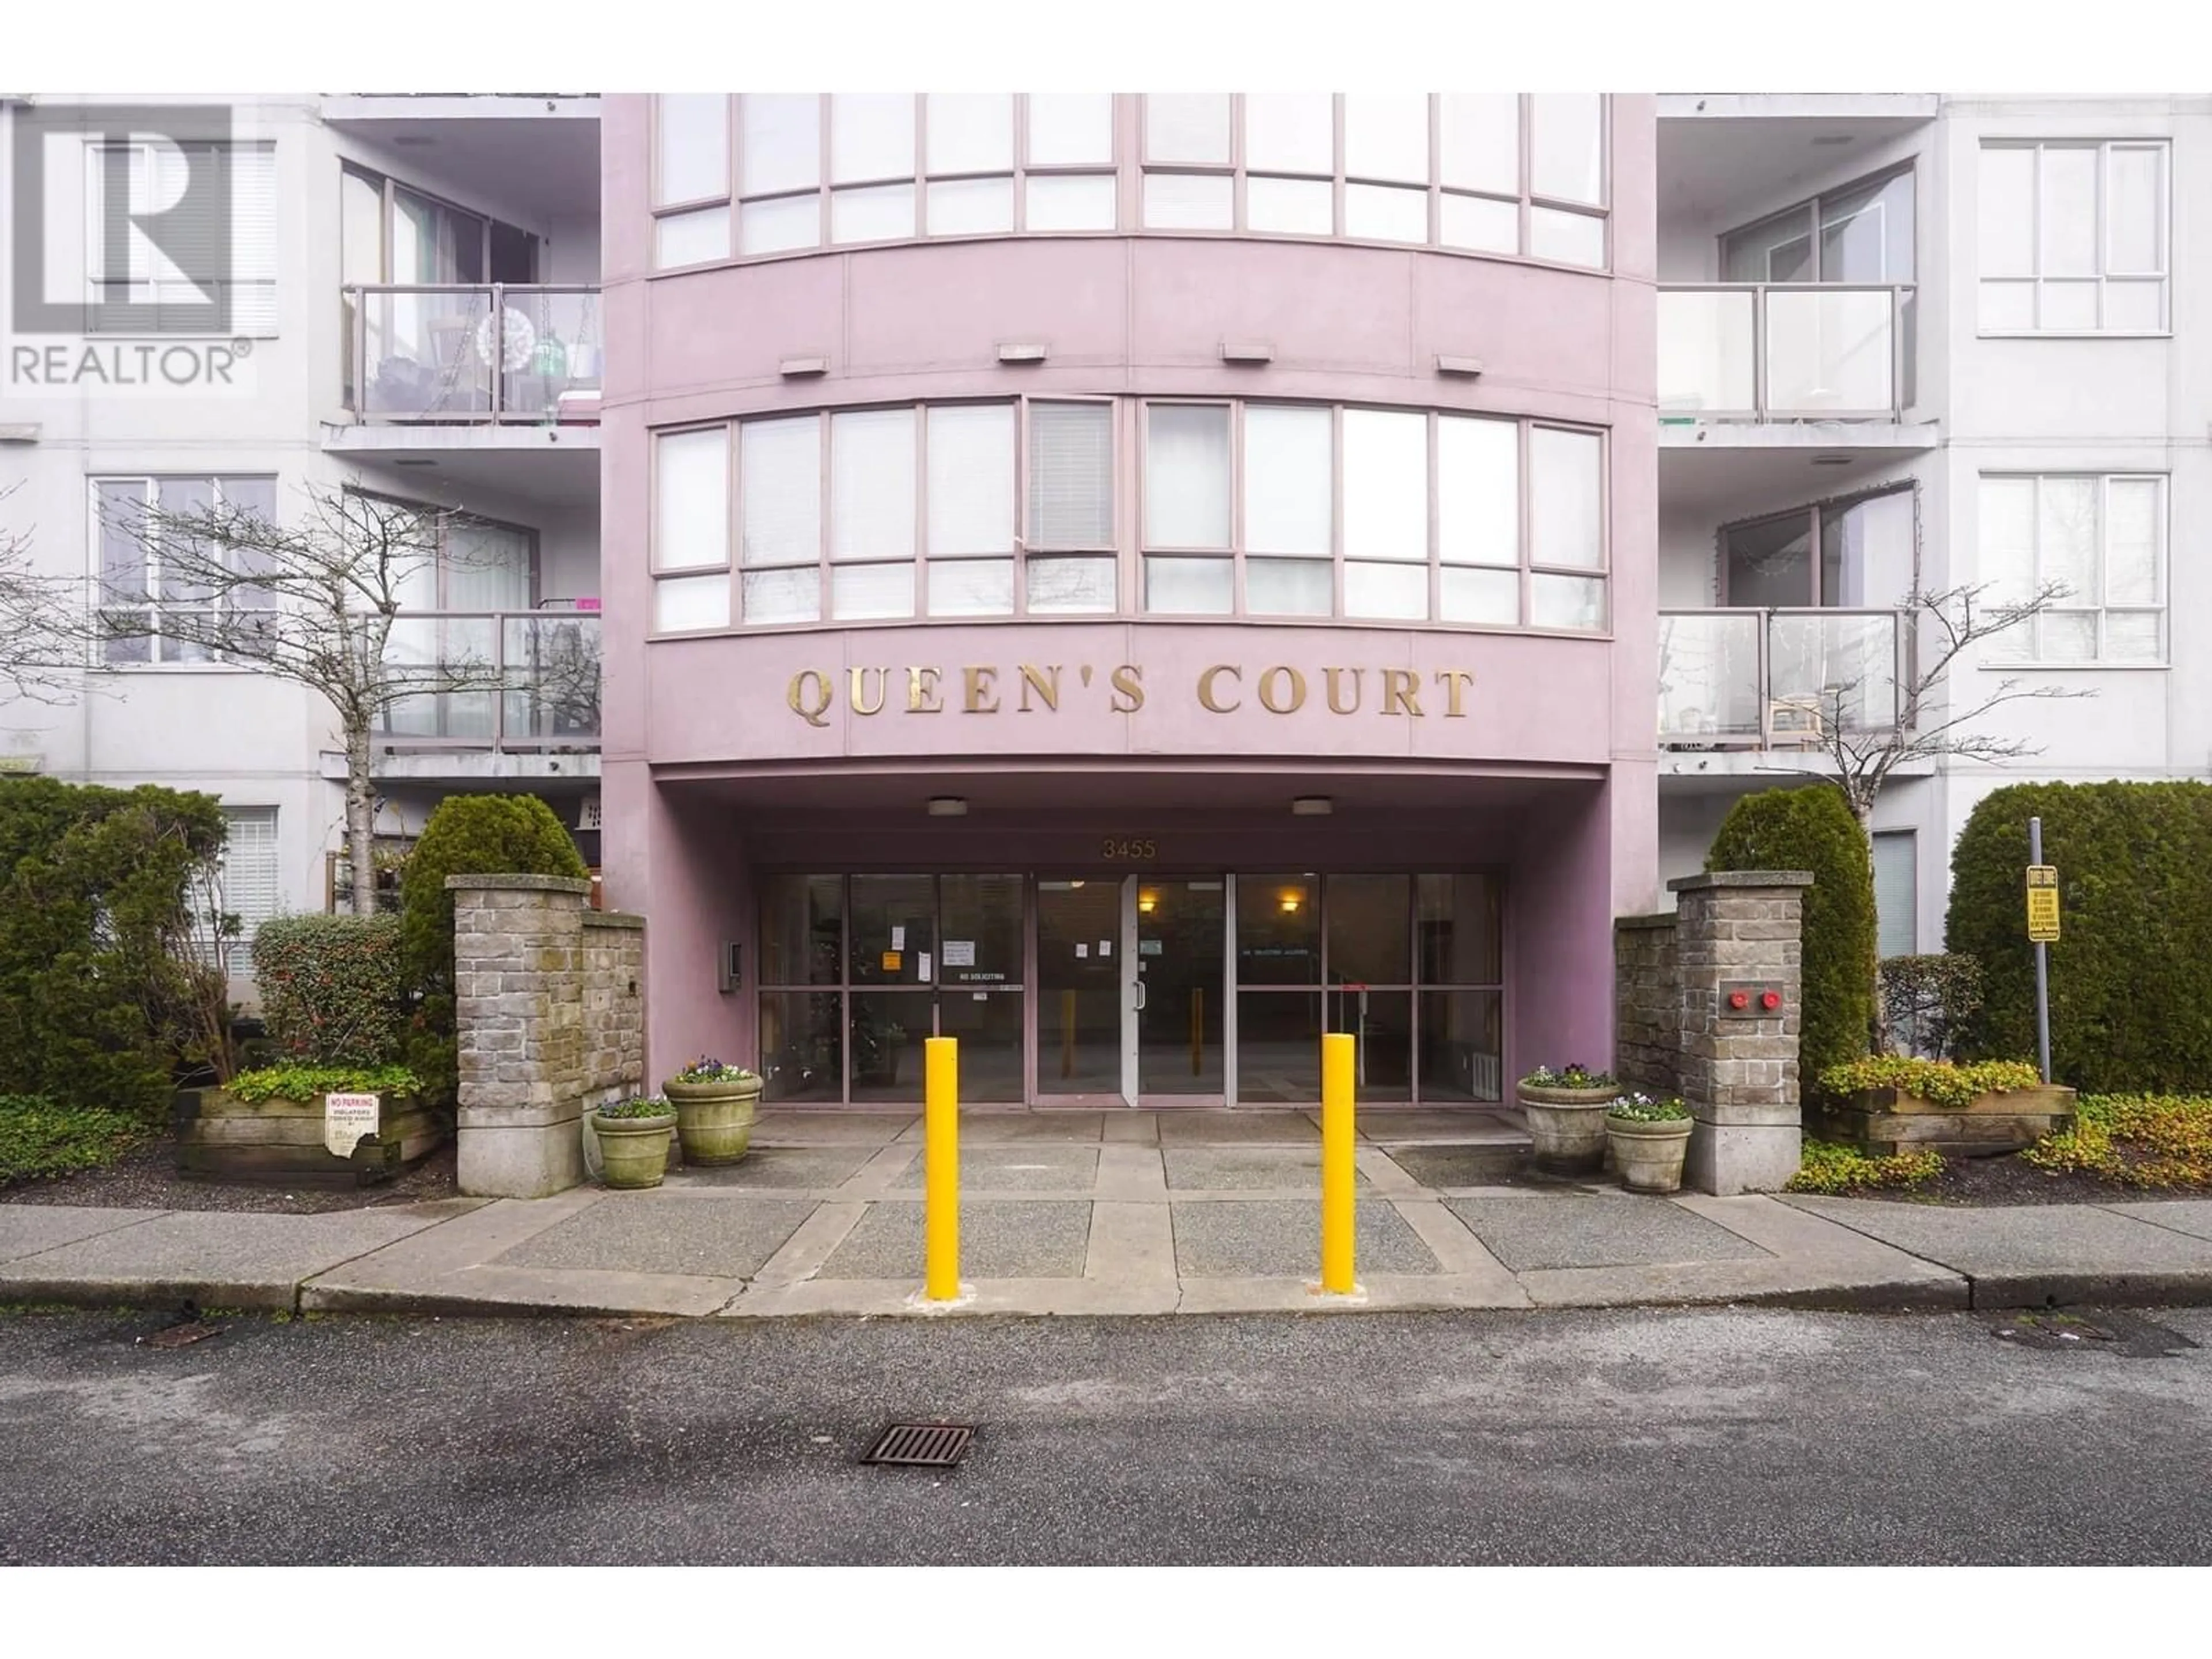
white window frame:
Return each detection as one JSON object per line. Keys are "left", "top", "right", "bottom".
{"left": 89, "top": 474, "right": 279, "bottom": 670}
{"left": 1978, "top": 139, "right": 2171, "bottom": 336}
{"left": 84, "top": 138, "right": 278, "bottom": 338}
{"left": 1978, "top": 472, "right": 2168, "bottom": 666}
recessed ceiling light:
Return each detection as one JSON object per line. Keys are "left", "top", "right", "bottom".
{"left": 1291, "top": 796, "right": 1334, "bottom": 816}
{"left": 1811, "top": 134, "right": 1854, "bottom": 146}
{"left": 393, "top": 458, "right": 438, "bottom": 468}
{"left": 392, "top": 134, "right": 437, "bottom": 147}
{"left": 926, "top": 796, "right": 968, "bottom": 817}
{"left": 1812, "top": 454, "right": 1854, "bottom": 467}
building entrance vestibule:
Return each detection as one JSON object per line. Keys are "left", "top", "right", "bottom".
{"left": 754, "top": 870, "right": 1504, "bottom": 1109}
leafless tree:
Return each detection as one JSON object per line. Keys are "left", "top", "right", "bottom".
{"left": 1770, "top": 579, "right": 2095, "bottom": 842}
{"left": 0, "top": 484, "right": 88, "bottom": 705}
{"left": 97, "top": 484, "right": 507, "bottom": 915}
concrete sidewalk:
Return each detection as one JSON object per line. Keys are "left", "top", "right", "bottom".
{"left": 7, "top": 1109, "right": 2212, "bottom": 1319}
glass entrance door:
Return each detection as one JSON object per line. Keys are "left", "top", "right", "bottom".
{"left": 1036, "top": 880, "right": 1122, "bottom": 1101}
{"left": 1131, "top": 876, "right": 1225, "bottom": 1103}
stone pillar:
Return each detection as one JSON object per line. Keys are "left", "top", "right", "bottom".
{"left": 450, "top": 874, "right": 647, "bottom": 1200}
{"left": 1667, "top": 870, "right": 1813, "bottom": 1197}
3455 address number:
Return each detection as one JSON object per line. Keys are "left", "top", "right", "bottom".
{"left": 1101, "top": 838, "right": 1157, "bottom": 861}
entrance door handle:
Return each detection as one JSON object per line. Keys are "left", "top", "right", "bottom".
{"left": 1133, "top": 981, "right": 1147, "bottom": 1012}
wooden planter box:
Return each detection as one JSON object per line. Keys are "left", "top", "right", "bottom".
{"left": 171, "top": 1088, "right": 446, "bottom": 1186}
{"left": 1812, "top": 1085, "right": 2078, "bottom": 1158}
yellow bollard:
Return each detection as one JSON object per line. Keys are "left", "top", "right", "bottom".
{"left": 1320, "top": 1031, "right": 1356, "bottom": 1294}
{"left": 925, "top": 1036, "right": 960, "bottom": 1301}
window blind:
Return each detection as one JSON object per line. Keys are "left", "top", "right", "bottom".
{"left": 1872, "top": 831, "right": 1917, "bottom": 961}
{"left": 221, "top": 807, "right": 282, "bottom": 953}
{"left": 1026, "top": 403, "right": 1112, "bottom": 549}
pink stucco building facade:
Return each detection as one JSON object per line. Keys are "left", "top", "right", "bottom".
{"left": 600, "top": 94, "right": 1658, "bottom": 1109}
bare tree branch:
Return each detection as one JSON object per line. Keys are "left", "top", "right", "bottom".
{"left": 0, "top": 483, "right": 94, "bottom": 705}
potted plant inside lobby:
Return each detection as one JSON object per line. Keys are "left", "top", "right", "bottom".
{"left": 1605, "top": 1092, "right": 1695, "bottom": 1194}
{"left": 1517, "top": 1063, "right": 1620, "bottom": 1175}
{"left": 662, "top": 1056, "right": 763, "bottom": 1166}
{"left": 590, "top": 1095, "right": 679, "bottom": 1190}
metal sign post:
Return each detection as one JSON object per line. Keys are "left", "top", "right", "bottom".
{"left": 2027, "top": 817, "right": 2055, "bottom": 1085}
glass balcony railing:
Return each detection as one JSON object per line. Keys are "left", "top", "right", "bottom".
{"left": 375, "top": 608, "right": 601, "bottom": 752}
{"left": 1659, "top": 608, "right": 1907, "bottom": 750}
{"left": 1657, "top": 284, "right": 1915, "bottom": 421}
{"left": 343, "top": 285, "right": 604, "bottom": 423}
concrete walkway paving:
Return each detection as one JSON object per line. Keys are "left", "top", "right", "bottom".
{"left": 8, "top": 1109, "right": 2212, "bottom": 1319}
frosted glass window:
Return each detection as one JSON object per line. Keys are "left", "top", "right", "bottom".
{"left": 1342, "top": 410, "right": 1427, "bottom": 563}
{"left": 832, "top": 562, "right": 914, "bottom": 620}
{"left": 656, "top": 207, "right": 730, "bottom": 268}
{"left": 1979, "top": 281, "right": 2035, "bottom": 331}
{"left": 1025, "top": 173, "right": 1116, "bottom": 231}
{"left": 1440, "top": 566, "right": 1518, "bottom": 624}
{"left": 1028, "top": 94, "right": 1113, "bottom": 165}
{"left": 1440, "top": 95, "right": 1517, "bottom": 195}
{"left": 1437, "top": 416, "right": 1517, "bottom": 566}
{"left": 2040, "top": 147, "right": 2098, "bottom": 276}
{"left": 1530, "top": 427, "right": 1603, "bottom": 569}
{"left": 654, "top": 427, "right": 729, "bottom": 571}
{"left": 2039, "top": 281, "right": 2099, "bottom": 331}
{"left": 741, "top": 94, "right": 821, "bottom": 196}
{"left": 1440, "top": 192, "right": 1517, "bottom": 254}
{"left": 742, "top": 567, "right": 819, "bottom": 624}
{"left": 1532, "top": 574, "right": 1605, "bottom": 630}
{"left": 1248, "top": 176, "right": 1334, "bottom": 236}
{"left": 927, "top": 404, "right": 1015, "bottom": 555}
{"left": 1530, "top": 93, "right": 1603, "bottom": 204}
{"left": 2036, "top": 478, "right": 2098, "bottom": 597}
{"left": 2105, "top": 281, "right": 2163, "bottom": 331}
{"left": 1248, "top": 558, "right": 1332, "bottom": 615}
{"left": 658, "top": 94, "right": 729, "bottom": 203}
{"left": 1531, "top": 207, "right": 1605, "bottom": 267}
{"left": 1343, "top": 94, "right": 1428, "bottom": 183}
{"left": 2104, "top": 613, "right": 2161, "bottom": 661}
{"left": 1027, "top": 556, "right": 1117, "bottom": 613}
{"left": 1243, "top": 405, "right": 1332, "bottom": 556}
{"left": 929, "top": 559, "right": 1014, "bottom": 616}
{"left": 1344, "top": 562, "right": 1427, "bottom": 619}
{"left": 1345, "top": 183, "right": 1427, "bottom": 243}
{"left": 1978, "top": 474, "right": 2164, "bottom": 664}
{"left": 831, "top": 408, "right": 917, "bottom": 560}
{"left": 2107, "top": 146, "right": 2163, "bottom": 273}
{"left": 831, "top": 93, "right": 915, "bottom": 184}
{"left": 1246, "top": 93, "right": 1334, "bottom": 175}
{"left": 1978, "top": 147, "right": 2036, "bottom": 275}
{"left": 1145, "top": 405, "right": 1232, "bottom": 547}
{"left": 1029, "top": 402, "right": 1113, "bottom": 548}
{"left": 741, "top": 416, "right": 821, "bottom": 567}
{"left": 655, "top": 574, "right": 729, "bottom": 632}
{"left": 927, "top": 176, "right": 1014, "bottom": 236}
{"left": 1143, "top": 172, "right": 1234, "bottom": 230}
{"left": 740, "top": 195, "right": 819, "bottom": 255}
{"left": 1145, "top": 556, "right": 1233, "bottom": 613}
{"left": 2105, "top": 479, "right": 2160, "bottom": 604}
{"left": 1147, "top": 93, "right": 1230, "bottom": 165}
{"left": 831, "top": 183, "right": 916, "bottom": 244}
{"left": 927, "top": 93, "right": 1013, "bottom": 175}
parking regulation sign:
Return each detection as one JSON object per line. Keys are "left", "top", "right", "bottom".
{"left": 2025, "top": 865, "right": 2060, "bottom": 943}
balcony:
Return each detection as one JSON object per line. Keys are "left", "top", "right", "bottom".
{"left": 1658, "top": 284, "right": 1914, "bottom": 423}
{"left": 344, "top": 285, "right": 603, "bottom": 425}
{"left": 373, "top": 608, "right": 601, "bottom": 756}
{"left": 1659, "top": 608, "right": 1907, "bottom": 751}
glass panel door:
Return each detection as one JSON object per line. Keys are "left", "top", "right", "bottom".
{"left": 1134, "top": 877, "right": 1225, "bottom": 1100}
{"left": 1036, "top": 879, "right": 1123, "bottom": 1100}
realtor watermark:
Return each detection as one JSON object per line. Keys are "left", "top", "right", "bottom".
{"left": 6, "top": 101, "right": 259, "bottom": 397}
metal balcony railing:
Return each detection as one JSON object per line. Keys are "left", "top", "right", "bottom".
{"left": 343, "top": 284, "right": 603, "bottom": 423}
{"left": 1658, "top": 607, "right": 1910, "bottom": 751}
{"left": 1657, "top": 283, "right": 1915, "bottom": 421}
{"left": 374, "top": 608, "right": 601, "bottom": 752}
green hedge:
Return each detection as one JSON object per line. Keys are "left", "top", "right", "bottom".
{"left": 397, "top": 794, "right": 588, "bottom": 1098}
{"left": 252, "top": 913, "right": 407, "bottom": 1068}
{"left": 1946, "top": 781, "right": 2212, "bottom": 1092}
{"left": 0, "top": 778, "right": 227, "bottom": 1116}
{"left": 1706, "top": 784, "right": 1877, "bottom": 1086}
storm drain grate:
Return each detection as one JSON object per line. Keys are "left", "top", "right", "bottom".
{"left": 861, "top": 1423, "right": 975, "bottom": 1467}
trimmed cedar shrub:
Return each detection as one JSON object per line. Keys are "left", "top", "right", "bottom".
{"left": 1946, "top": 781, "right": 2212, "bottom": 1093}
{"left": 398, "top": 794, "right": 588, "bottom": 1099}
{"left": 0, "top": 777, "right": 228, "bottom": 1116}
{"left": 252, "top": 913, "right": 407, "bottom": 1069}
{"left": 1706, "top": 783, "right": 1877, "bottom": 1089}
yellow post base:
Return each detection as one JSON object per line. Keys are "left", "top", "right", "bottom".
{"left": 924, "top": 1036, "right": 959, "bottom": 1301}
{"left": 1320, "top": 1031, "right": 1356, "bottom": 1294}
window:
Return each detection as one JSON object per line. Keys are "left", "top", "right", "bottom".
{"left": 1872, "top": 832, "right": 1916, "bottom": 960}
{"left": 1979, "top": 141, "right": 2169, "bottom": 332}
{"left": 1139, "top": 93, "right": 1608, "bottom": 267}
{"left": 218, "top": 807, "right": 281, "bottom": 955}
{"left": 93, "top": 475, "right": 278, "bottom": 665}
{"left": 82, "top": 140, "right": 276, "bottom": 335}
{"left": 1721, "top": 486, "right": 1917, "bottom": 609}
{"left": 1722, "top": 166, "right": 1915, "bottom": 285}
{"left": 1979, "top": 475, "right": 2165, "bottom": 664}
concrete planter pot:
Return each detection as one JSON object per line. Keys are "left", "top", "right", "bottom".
{"left": 591, "top": 1110, "right": 677, "bottom": 1190}
{"left": 1517, "top": 1084, "right": 1619, "bottom": 1175}
{"left": 661, "top": 1077, "right": 762, "bottom": 1166}
{"left": 1607, "top": 1114, "right": 1694, "bottom": 1194}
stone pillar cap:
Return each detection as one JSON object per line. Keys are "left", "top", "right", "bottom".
{"left": 445, "top": 874, "right": 594, "bottom": 895}
{"left": 1666, "top": 870, "right": 1815, "bottom": 893}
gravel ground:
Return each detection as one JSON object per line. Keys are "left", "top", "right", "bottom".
{"left": 1834, "top": 1151, "right": 2209, "bottom": 1208}
{"left": 0, "top": 1137, "right": 459, "bottom": 1214}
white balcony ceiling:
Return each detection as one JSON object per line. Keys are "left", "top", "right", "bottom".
{"left": 320, "top": 104, "right": 600, "bottom": 222}
{"left": 1658, "top": 111, "right": 1934, "bottom": 225}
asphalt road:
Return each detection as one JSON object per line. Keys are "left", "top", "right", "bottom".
{"left": 2, "top": 1304, "right": 2208, "bottom": 1565}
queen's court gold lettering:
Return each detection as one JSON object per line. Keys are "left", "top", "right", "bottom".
{"left": 787, "top": 664, "right": 1472, "bottom": 727}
